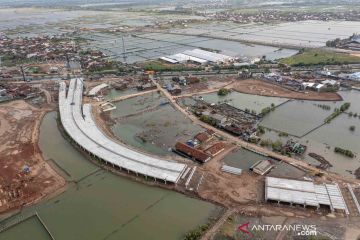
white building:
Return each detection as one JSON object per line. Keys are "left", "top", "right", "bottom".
{"left": 349, "top": 72, "right": 360, "bottom": 81}
{"left": 160, "top": 49, "right": 234, "bottom": 64}
{"left": 265, "top": 177, "right": 349, "bottom": 214}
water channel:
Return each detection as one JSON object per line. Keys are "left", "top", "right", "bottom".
{"left": 0, "top": 112, "right": 220, "bottom": 240}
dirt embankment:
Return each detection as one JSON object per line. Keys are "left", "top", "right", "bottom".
{"left": 233, "top": 79, "right": 342, "bottom": 101}
{"left": 0, "top": 100, "right": 65, "bottom": 214}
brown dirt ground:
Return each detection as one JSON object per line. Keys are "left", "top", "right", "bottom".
{"left": 197, "top": 144, "right": 263, "bottom": 207}
{"left": 0, "top": 100, "right": 65, "bottom": 213}
{"left": 180, "top": 76, "right": 235, "bottom": 95}
{"left": 233, "top": 79, "right": 342, "bottom": 101}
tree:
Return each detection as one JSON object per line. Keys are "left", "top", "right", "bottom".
{"left": 217, "top": 88, "right": 229, "bottom": 96}
{"left": 271, "top": 140, "right": 283, "bottom": 151}
{"left": 261, "top": 107, "right": 271, "bottom": 115}
{"left": 257, "top": 126, "right": 265, "bottom": 135}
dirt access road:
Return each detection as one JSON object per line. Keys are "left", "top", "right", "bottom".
{"left": 0, "top": 100, "right": 65, "bottom": 214}
{"left": 233, "top": 79, "right": 342, "bottom": 101}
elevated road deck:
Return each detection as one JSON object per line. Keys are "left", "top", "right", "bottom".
{"left": 59, "top": 78, "right": 186, "bottom": 183}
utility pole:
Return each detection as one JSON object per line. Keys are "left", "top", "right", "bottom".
{"left": 65, "top": 54, "right": 71, "bottom": 80}
{"left": 65, "top": 54, "right": 70, "bottom": 70}
{"left": 20, "top": 65, "right": 26, "bottom": 82}
{"left": 122, "top": 36, "right": 127, "bottom": 64}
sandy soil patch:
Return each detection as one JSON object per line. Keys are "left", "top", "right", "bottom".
{"left": 233, "top": 79, "right": 342, "bottom": 101}
{"left": 0, "top": 100, "right": 65, "bottom": 213}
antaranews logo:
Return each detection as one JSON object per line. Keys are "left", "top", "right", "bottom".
{"left": 237, "top": 222, "right": 317, "bottom": 237}
{"left": 238, "top": 222, "right": 252, "bottom": 236}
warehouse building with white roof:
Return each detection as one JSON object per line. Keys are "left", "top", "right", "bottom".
{"left": 160, "top": 49, "right": 234, "bottom": 64}
{"left": 265, "top": 177, "right": 349, "bottom": 214}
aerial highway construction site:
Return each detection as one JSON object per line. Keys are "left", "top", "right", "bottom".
{"left": 2, "top": 1, "right": 360, "bottom": 239}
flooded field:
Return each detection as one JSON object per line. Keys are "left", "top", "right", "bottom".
{"left": 0, "top": 8, "right": 204, "bottom": 38}
{"left": 0, "top": 112, "right": 221, "bottom": 240}
{"left": 0, "top": 8, "right": 105, "bottom": 37}
{"left": 109, "top": 91, "right": 163, "bottom": 118}
{"left": 258, "top": 90, "right": 360, "bottom": 178}
{"left": 104, "top": 88, "right": 138, "bottom": 101}
{"left": 260, "top": 100, "right": 335, "bottom": 137}
{"left": 81, "top": 31, "right": 298, "bottom": 64}
{"left": 0, "top": 7, "right": 300, "bottom": 62}
{"left": 0, "top": 216, "right": 51, "bottom": 240}
{"left": 199, "top": 91, "right": 288, "bottom": 114}
{"left": 109, "top": 92, "right": 203, "bottom": 156}
{"left": 170, "top": 20, "right": 360, "bottom": 47}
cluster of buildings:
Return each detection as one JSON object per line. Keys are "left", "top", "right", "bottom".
{"left": 0, "top": 35, "right": 76, "bottom": 64}
{"left": 164, "top": 75, "right": 201, "bottom": 95}
{"left": 173, "top": 129, "right": 226, "bottom": 163}
{"left": 347, "top": 72, "right": 360, "bottom": 81}
{"left": 263, "top": 72, "right": 308, "bottom": 91}
{"left": 134, "top": 72, "right": 156, "bottom": 91}
{"left": 327, "top": 34, "right": 360, "bottom": 51}
{"left": 283, "top": 139, "right": 307, "bottom": 155}
{"left": 160, "top": 49, "right": 235, "bottom": 65}
{"left": 0, "top": 34, "right": 110, "bottom": 73}
{"left": 78, "top": 49, "right": 111, "bottom": 72}
{"left": 191, "top": 99, "right": 260, "bottom": 142}
{"left": 336, "top": 72, "right": 360, "bottom": 85}
{"left": 0, "top": 83, "right": 42, "bottom": 102}
{"left": 202, "top": 10, "right": 360, "bottom": 23}
{"left": 301, "top": 79, "right": 340, "bottom": 92}
{"left": 263, "top": 72, "right": 341, "bottom": 92}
